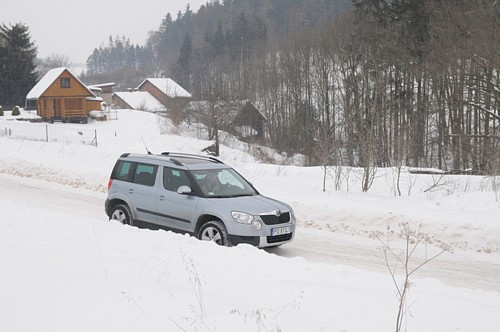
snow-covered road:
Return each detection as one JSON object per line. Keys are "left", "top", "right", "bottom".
{"left": 3, "top": 174, "right": 498, "bottom": 293}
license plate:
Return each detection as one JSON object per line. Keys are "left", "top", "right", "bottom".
{"left": 271, "top": 226, "right": 291, "bottom": 236}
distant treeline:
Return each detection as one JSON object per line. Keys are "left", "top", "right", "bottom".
{"left": 81, "top": 36, "right": 154, "bottom": 90}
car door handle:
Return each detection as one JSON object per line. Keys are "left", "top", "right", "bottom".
{"left": 128, "top": 189, "right": 134, "bottom": 194}
{"left": 159, "top": 195, "right": 165, "bottom": 201}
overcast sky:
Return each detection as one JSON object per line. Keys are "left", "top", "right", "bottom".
{"left": 2, "top": 0, "right": 208, "bottom": 64}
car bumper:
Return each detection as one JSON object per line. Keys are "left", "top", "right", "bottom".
{"left": 229, "top": 231, "right": 295, "bottom": 248}
{"left": 104, "top": 199, "right": 110, "bottom": 217}
{"left": 258, "top": 231, "right": 295, "bottom": 247}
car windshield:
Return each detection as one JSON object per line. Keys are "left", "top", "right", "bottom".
{"left": 191, "top": 168, "right": 257, "bottom": 198}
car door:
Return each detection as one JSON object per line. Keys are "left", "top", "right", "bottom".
{"left": 126, "top": 162, "right": 159, "bottom": 224}
{"left": 156, "top": 166, "right": 199, "bottom": 232}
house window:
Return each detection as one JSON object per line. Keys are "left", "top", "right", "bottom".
{"left": 60, "top": 77, "right": 70, "bottom": 88}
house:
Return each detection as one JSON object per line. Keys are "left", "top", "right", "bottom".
{"left": 87, "top": 85, "right": 102, "bottom": 97}
{"left": 137, "top": 78, "right": 192, "bottom": 112}
{"left": 185, "top": 100, "right": 268, "bottom": 142}
{"left": 26, "top": 67, "right": 102, "bottom": 123}
{"left": 111, "top": 91, "right": 166, "bottom": 113}
{"left": 89, "top": 82, "right": 115, "bottom": 105}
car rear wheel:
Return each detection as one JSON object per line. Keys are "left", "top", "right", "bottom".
{"left": 198, "top": 220, "right": 230, "bottom": 246}
{"left": 110, "top": 204, "right": 133, "bottom": 226}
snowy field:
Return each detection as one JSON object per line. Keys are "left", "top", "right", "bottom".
{"left": 0, "top": 110, "right": 499, "bottom": 331}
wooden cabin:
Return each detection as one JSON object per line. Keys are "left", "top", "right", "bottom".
{"left": 26, "top": 68, "right": 102, "bottom": 123}
{"left": 137, "top": 78, "right": 192, "bottom": 112}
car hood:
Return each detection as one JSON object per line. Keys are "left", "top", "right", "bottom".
{"left": 206, "top": 195, "right": 291, "bottom": 216}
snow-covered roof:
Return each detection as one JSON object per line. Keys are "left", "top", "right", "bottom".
{"left": 138, "top": 78, "right": 192, "bottom": 98}
{"left": 92, "top": 82, "right": 115, "bottom": 87}
{"left": 85, "top": 96, "right": 104, "bottom": 102}
{"left": 26, "top": 68, "right": 66, "bottom": 100}
{"left": 113, "top": 91, "right": 166, "bottom": 112}
{"left": 87, "top": 85, "right": 102, "bottom": 93}
{"left": 26, "top": 67, "right": 95, "bottom": 100}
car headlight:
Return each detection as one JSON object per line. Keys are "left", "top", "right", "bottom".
{"left": 231, "top": 211, "right": 255, "bottom": 224}
{"left": 290, "top": 210, "right": 296, "bottom": 224}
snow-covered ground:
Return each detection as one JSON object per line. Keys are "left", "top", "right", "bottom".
{"left": 0, "top": 110, "right": 499, "bottom": 331}
{"left": 0, "top": 108, "right": 40, "bottom": 121}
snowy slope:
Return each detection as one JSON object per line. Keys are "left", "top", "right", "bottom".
{"left": 1, "top": 110, "right": 499, "bottom": 252}
{"left": 0, "top": 110, "right": 499, "bottom": 331}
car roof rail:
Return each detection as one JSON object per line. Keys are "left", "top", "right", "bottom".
{"left": 120, "top": 153, "right": 130, "bottom": 158}
{"left": 170, "top": 158, "right": 184, "bottom": 166}
{"left": 160, "top": 152, "right": 224, "bottom": 164}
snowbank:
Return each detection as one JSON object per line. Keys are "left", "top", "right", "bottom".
{"left": 0, "top": 196, "right": 498, "bottom": 332}
{"left": 0, "top": 108, "right": 40, "bottom": 121}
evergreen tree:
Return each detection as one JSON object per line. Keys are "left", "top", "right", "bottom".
{"left": 158, "top": 13, "right": 173, "bottom": 62}
{"left": 0, "top": 23, "right": 37, "bottom": 107}
{"left": 213, "top": 21, "right": 225, "bottom": 55}
{"left": 177, "top": 33, "right": 193, "bottom": 89}
{"left": 392, "top": 0, "right": 430, "bottom": 62}
{"left": 159, "top": 13, "right": 173, "bottom": 35}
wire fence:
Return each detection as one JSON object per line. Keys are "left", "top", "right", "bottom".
{"left": 89, "top": 108, "right": 119, "bottom": 121}
{"left": 0, "top": 121, "right": 99, "bottom": 147}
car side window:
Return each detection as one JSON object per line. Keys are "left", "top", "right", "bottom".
{"left": 163, "top": 167, "right": 191, "bottom": 192}
{"left": 112, "top": 160, "right": 133, "bottom": 182}
{"left": 133, "top": 163, "right": 158, "bottom": 187}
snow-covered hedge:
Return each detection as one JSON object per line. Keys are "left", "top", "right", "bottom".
{"left": 11, "top": 106, "right": 20, "bottom": 116}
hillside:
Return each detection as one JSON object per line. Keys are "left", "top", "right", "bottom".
{"left": 81, "top": 0, "right": 500, "bottom": 176}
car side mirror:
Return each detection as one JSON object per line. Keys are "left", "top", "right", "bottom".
{"left": 177, "top": 185, "right": 192, "bottom": 195}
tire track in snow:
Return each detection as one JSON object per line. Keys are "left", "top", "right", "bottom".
{"left": 2, "top": 174, "right": 499, "bottom": 293}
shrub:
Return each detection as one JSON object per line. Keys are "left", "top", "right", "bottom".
{"left": 11, "top": 106, "right": 21, "bottom": 116}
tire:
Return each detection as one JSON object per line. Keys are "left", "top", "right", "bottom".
{"left": 198, "top": 220, "right": 231, "bottom": 246}
{"left": 109, "top": 204, "right": 134, "bottom": 226}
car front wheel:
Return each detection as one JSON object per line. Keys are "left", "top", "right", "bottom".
{"left": 110, "top": 204, "right": 133, "bottom": 226}
{"left": 198, "top": 220, "right": 230, "bottom": 246}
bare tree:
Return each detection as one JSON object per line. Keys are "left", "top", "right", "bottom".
{"left": 313, "top": 124, "right": 340, "bottom": 192}
{"left": 377, "top": 223, "right": 451, "bottom": 332}
{"left": 37, "top": 53, "right": 72, "bottom": 78}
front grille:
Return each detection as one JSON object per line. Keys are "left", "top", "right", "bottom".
{"left": 267, "top": 233, "right": 293, "bottom": 244}
{"left": 260, "top": 212, "right": 290, "bottom": 225}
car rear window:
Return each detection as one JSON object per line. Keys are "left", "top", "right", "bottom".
{"left": 112, "top": 160, "right": 133, "bottom": 182}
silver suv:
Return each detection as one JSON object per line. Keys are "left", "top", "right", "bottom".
{"left": 105, "top": 152, "right": 295, "bottom": 247}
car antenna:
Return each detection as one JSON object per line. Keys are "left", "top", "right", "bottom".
{"left": 141, "top": 136, "right": 153, "bottom": 155}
